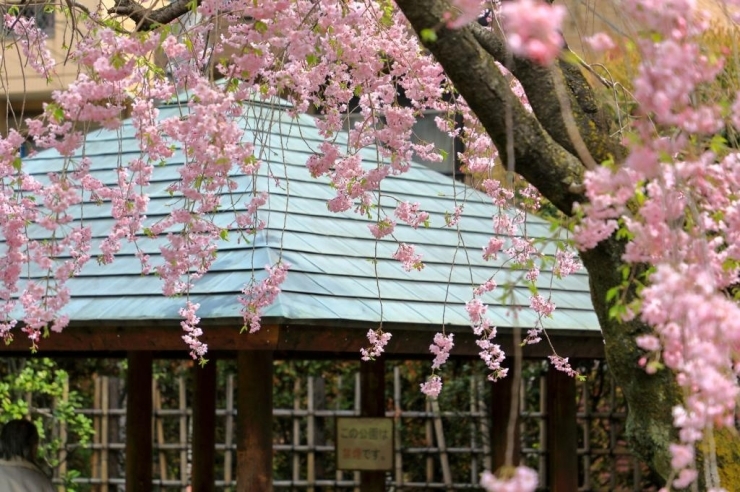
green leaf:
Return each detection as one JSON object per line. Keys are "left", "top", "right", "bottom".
{"left": 709, "top": 134, "right": 728, "bottom": 155}
{"left": 46, "top": 103, "right": 65, "bottom": 123}
{"left": 254, "top": 20, "right": 268, "bottom": 34}
{"left": 608, "top": 303, "right": 625, "bottom": 320}
{"left": 305, "top": 53, "right": 319, "bottom": 67}
{"left": 605, "top": 286, "right": 620, "bottom": 303}
{"left": 420, "top": 28, "right": 437, "bottom": 43}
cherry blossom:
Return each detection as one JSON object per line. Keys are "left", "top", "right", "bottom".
{"left": 361, "top": 328, "right": 393, "bottom": 361}
{"left": 420, "top": 374, "right": 443, "bottom": 398}
{"left": 430, "top": 332, "right": 455, "bottom": 369}
{"left": 500, "top": 0, "right": 566, "bottom": 66}
{"left": 480, "top": 466, "right": 538, "bottom": 492}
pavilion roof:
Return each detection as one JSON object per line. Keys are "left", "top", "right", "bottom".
{"left": 18, "top": 98, "right": 599, "bottom": 335}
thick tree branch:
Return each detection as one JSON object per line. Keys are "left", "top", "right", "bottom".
{"left": 108, "top": 0, "right": 199, "bottom": 31}
{"left": 395, "top": 0, "right": 585, "bottom": 216}
{"left": 469, "top": 23, "right": 624, "bottom": 166}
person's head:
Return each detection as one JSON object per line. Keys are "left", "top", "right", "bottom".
{"left": 0, "top": 419, "right": 40, "bottom": 462}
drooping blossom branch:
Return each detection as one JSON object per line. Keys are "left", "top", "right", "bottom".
{"left": 361, "top": 328, "right": 393, "bottom": 361}
{"left": 240, "top": 262, "right": 291, "bottom": 334}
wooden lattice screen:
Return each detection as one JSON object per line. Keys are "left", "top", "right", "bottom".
{"left": 33, "top": 360, "right": 659, "bottom": 491}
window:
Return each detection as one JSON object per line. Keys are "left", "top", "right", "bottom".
{"left": 2, "top": 3, "right": 55, "bottom": 38}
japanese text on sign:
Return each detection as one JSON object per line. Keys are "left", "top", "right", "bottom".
{"left": 336, "top": 417, "right": 393, "bottom": 471}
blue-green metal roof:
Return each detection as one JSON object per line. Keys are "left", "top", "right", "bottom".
{"left": 16, "top": 98, "right": 599, "bottom": 333}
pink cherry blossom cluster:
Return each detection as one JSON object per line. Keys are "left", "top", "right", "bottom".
{"left": 421, "top": 333, "right": 455, "bottom": 398}
{"left": 4, "top": 13, "right": 55, "bottom": 78}
{"left": 480, "top": 466, "right": 538, "bottom": 492}
{"left": 482, "top": 237, "right": 504, "bottom": 261}
{"left": 553, "top": 250, "right": 582, "bottom": 278}
{"left": 444, "top": 205, "right": 464, "bottom": 228}
{"left": 465, "top": 297, "right": 508, "bottom": 382}
{"left": 180, "top": 302, "right": 207, "bottom": 360}
{"left": 240, "top": 262, "right": 290, "bottom": 334}
{"left": 483, "top": 179, "right": 515, "bottom": 208}
{"left": 394, "top": 201, "right": 429, "bottom": 229}
{"left": 360, "top": 328, "right": 393, "bottom": 361}
{"left": 445, "top": 0, "right": 484, "bottom": 30}
{"left": 572, "top": 0, "right": 740, "bottom": 486}
{"left": 392, "top": 243, "right": 424, "bottom": 271}
{"left": 500, "top": 0, "right": 566, "bottom": 66}
{"left": 547, "top": 355, "right": 578, "bottom": 378}
{"left": 368, "top": 218, "right": 396, "bottom": 239}
{"left": 430, "top": 332, "right": 455, "bottom": 369}
{"left": 420, "top": 374, "right": 443, "bottom": 398}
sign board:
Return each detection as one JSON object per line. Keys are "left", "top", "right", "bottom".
{"left": 335, "top": 417, "right": 394, "bottom": 471}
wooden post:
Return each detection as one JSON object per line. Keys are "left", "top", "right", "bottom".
{"left": 102, "top": 377, "right": 111, "bottom": 492}
{"left": 335, "top": 375, "right": 345, "bottom": 486}
{"left": 153, "top": 384, "right": 168, "bottom": 483}
{"left": 477, "top": 378, "right": 492, "bottom": 472}
{"left": 292, "top": 377, "right": 301, "bottom": 486}
{"left": 125, "top": 351, "right": 153, "bottom": 492}
{"left": 92, "top": 377, "right": 101, "bottom": 492}
{"left": 58, "top": 376, "right": 69, "bottom": 492}
{"left": 236, "top": 351, "right": 273, "bottom": 492}
{"left": 393, "top": 367, "right": 403, "bottom": 489}
{"left": 224, "top": 374, "right": 235, "bottom": 492}
{"left": 469, "top": 376, "right": 478, "bottom": 484}
{"left": 307, "top": 377, "right": 316, "bottom": 492}
{"left": 179, "top": 377, "right": 187, "bottom": 492}
{"left": 546, "top": 365, "right": 578, "bottom": 492}
{"left": 489, "top": 360, "right": 520, "bottom": 471}
{"left": 353, "top": 373, "right": 361, "bottom": 492}
{"left": 360, "top": 359, "right": 385, "bottom": 492}
{"left": 192, "top": 360, "right": 217, "bottom": 492}
{"left": 431, "top": 399, "right": 453, "bottom": 490}
{"left": 425, "top": 400, "right": 434, "bottom": 483}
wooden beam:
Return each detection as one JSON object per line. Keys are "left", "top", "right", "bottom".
{"left": 125, "top": 351, "right": 153, "bottom": 492}
{"left": 360, "top": 359, "right": 385, "bottom": 492}
{"left": 192, "top": 360, "right": 217, "bottom": 492}
{"left": 6, "top": 324, "right": 280, "bottom": 352}
{"left": 236, "top": 351, "right": 273, "bottom": 492}
{"left": 546, "top": 365, "right": 578, "bottom": 492}
{"left": 2, "top": 323, "right": 605, "bottom": 360}
{"left": 489, "top": 361, "right": 520, "bottom": 472}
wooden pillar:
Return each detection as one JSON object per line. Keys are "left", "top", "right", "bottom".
{"left": 360, "top": 359, "right": 385, "bottom": 492}
{"left": 489, "top": 361, "right": 520, "bottom": 471}
{"left": 125, "top": 351, "right": 153, "bottom": 492}
{"left": 236, "top": 351, "right": 273, "bottom": 492}
{"left": 192, "top": 360, "right": 217, "bottom": 492}
{"left": 546, "top": 365, "right": 578, "bottom": 492}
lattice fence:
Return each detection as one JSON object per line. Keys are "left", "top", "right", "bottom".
{"left": 25, "top": 360, "right": 659, "bottom": 491}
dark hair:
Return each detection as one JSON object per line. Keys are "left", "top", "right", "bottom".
{"left": 0, "top": 419, "right": 39, "bottom": 462}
